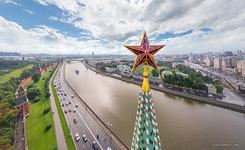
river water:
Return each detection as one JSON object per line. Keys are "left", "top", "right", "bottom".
{"left": 65, "top": 62, "right": 245, "bottom": 150}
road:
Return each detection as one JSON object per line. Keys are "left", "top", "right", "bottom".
{"left": 54, "top": 63, "right": 119, "bottom": 150}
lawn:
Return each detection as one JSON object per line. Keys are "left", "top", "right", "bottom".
{"left": 0, "top": 65, "right": 33, "bottom": 83}
{"left": 24, "top": 67, "right": 57, "bottom": 150}
{"left": 51, "top": 66, "right": 76, "bottom": 150}
{"left": 133, "top": 65, "right": 165, "bottom": 76}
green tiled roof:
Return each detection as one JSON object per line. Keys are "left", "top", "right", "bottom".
{"left": 15, "top": 95, "right": 28, "bottom": 106}
{"left": 18, "top": 86, "right": 25, "bottom": 93}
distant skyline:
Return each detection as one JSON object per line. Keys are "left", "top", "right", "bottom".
{"left": 0, "top": 0, "right": 245, "bottom": 55}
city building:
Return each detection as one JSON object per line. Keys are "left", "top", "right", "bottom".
{"left": 117, "top": 65, "right": 130, "bottom": 72}
{"left": 237, "top": 50, "right": 243, "bottom": 58}
{"left": 161, "top": 71, "right": 188, "bottom": 78}
{"left": 105, "top": 67, "right": 117, "bottom": 73}
{"left": 14, "top": 86, "right": 29, "bottom": 117}
{"left": 222, "top": 57, "right": 230, "bottom": 69}
{"left": 204, "top": 57, "right": 213, "bottom": 67}
{"left": 237, "top": 59, "right": 245, "bottom": 77}
{"left": 224, "top": 51, "right": 233, "bottom": 56}
{"left": 0, "top": 52, "right": 22, "bottom": 60}
{"left": 172, "top": 62, "right": 185, "bottom": 69}
{"left": 214, "top": 58, "right": 222, "bottom": 70}
{"left": 206, "top": 84, "right": 217, "bottom": 94}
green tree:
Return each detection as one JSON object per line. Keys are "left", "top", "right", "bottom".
{"left": 32, "top": 72, "right": 41, "bottom": 83}
{"left": 27, "top": 87, "right": 41, "bottom": 100}
{"left": 1, "top": 95, "right": 16, "bottom": 107}
{"left": 0, "top": 128, "right": 15, "bottom": 143}
{"left": 20, "top": 69, "right": 32, "bottom": 79}
{"left": 151, "top": 69, "right": 159, "bottom": 77}
{"left": 0, "top": 109, "right": 18, "bottom": 127}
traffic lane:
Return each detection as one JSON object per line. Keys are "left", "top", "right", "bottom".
{"left": 61, "top": 65, "right": 119, "bottom": 150}
{"left": 62, "top": 89, "right": 104, "bottom": 150}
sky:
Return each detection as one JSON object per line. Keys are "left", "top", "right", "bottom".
{"left": 0, "top": 0, "right": 244, "bottom": 55}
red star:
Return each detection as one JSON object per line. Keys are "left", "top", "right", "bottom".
{"left": 124, "top": 31, "right": 165, "bottom": 71}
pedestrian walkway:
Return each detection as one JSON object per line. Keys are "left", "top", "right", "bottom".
{"left": 49, "top": 66, "right": 68, "bottom": 150}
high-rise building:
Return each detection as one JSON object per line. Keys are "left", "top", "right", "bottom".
{"left": 224, "top": 51, "right": 233, "bottom": 56}
{"left": 214, "top": 58, "right": 222, "bottom": 70}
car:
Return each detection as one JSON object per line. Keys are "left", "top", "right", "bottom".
{"left": 69, "top": 109, "right": 72, "bottom": 112}
{"left": 73, "top": 118, "right": 77, "bottom": 124}
{"left": 107, "top": 147, "right": 112, "bottom": 150}
{"left": 64, "top": 93, "right": 67, "bottom": 96}
{"left": 66, "top": 102, "right": 68, "bottom": 106}
{"left": 61, "top": 93, "right": 63, "bottom": 95}
{"left": 62, "top": 104, "right": 64, "bottom": 107}
{"left": 92, "top": 141, "right": 99, "bottom": 150}
{"left": 64, "top": 110, "right": 67, "bottom": 114}
{"left": 75, "top": 104, "right": 78, "bottom": 108}
{"left": 73, "top": 108, "right": 76, "bottom": 113}
{"left": 71, "top": 95, "right": 74, "bottom": 98}
{"left": 63, "top": 97, "right": 65, "bottom": 100}
{"left": 69, "top": 101, "right": 71, "bottom": 104}
{"left": 75, "top": 133, "right": 80, "bottom": 142}
{"left": 83, "top": 134, "right": 88, "bottom": 142}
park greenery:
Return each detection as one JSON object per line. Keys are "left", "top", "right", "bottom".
{"left": 24, "top": 65, "right": 57, "bottom": 150}
{"left": 32, "top": 72, "right": 41, "bottom": 83}
{"left": 95, "top": 62, "right": 117, "bottom": 71}
{"left": 0, "top": 59, "right": 37, "bottom": 70}
{"left": 162, "top": 64, "right": 224, "bottom": 93}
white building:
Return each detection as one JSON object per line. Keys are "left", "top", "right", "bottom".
{"left": 206, "top": 84, "right": 217, "bottom": 94}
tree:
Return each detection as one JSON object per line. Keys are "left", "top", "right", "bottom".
{"left": 20, "top": 69, "right": 32, "bottom": 79}
{"left": 27, "top": 87, "right": 41, "bottom": 100}
{"left": 151, "top": 69, "right": 159, "bottom": 77}
{"left": 0, "top": 128, "right": 15, "bottom": 143}
{"left": 0, "top": 109, "right": 18, "bottom": 127}
{"left": 32, "top": 72, "right": 41, "bottom": 83}
{"left": 1, "top": 95, "right": 16, "bottom": 107}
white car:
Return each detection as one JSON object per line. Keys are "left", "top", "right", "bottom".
{"left": 73, "top": 108, "right": 76, "bottom": 113}
{"left": 83, "top": 134, "right": 88, "bottom": 142}
{"left": 75, "top": 133, "right": 80, "bottom": 142}
{"left": 107, "top": 147, "right": 112, "bottom": 150}
{"left": 75, "top": 104, "right": 78, "bottom": 108}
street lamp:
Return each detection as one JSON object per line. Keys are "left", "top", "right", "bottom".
{"left": 107, "top": 122, "right": 113, "bottom": 141}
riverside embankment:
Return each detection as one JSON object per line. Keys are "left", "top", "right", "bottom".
{"left": 83, "top": 62, "right": 245, "bottom": 113}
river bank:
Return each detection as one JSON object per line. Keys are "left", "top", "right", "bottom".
{"left": 83, "top": 62, "right": 245, "bottom": 113}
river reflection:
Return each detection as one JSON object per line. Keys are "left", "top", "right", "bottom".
{"left": 65, "top": 62, "right": 245, "bottom": 150}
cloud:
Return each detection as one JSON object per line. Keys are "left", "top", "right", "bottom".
{"left": 0, "top": 0, "right": 22, "bottom": 6}
{"left": 2, "top": 0, "right": 245, "bottom": 54}
{"left": 49, "top": 16, "right": 58, "bottom": 21}
{"left": 23, "top": 9, "right": 34, "bottom": 14}
{"left": 0, "top": 16, "right": 120, "bottom": 54}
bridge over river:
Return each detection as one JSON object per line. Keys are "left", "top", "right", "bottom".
{"left": 65, "top": 62, "right": 245, "bottom": 150}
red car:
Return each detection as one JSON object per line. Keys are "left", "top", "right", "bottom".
{"left": 64, "top": 110, "right": 68, "bottom": 114}
{"left": 69, "top": 101, "right": 71, "bottom": 104}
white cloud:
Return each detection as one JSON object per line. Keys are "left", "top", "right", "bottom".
{"left": 2, "top": 0, "right": 245, "bottom": 54}
{"left": 0, "top": 0, "right": 22, "bottom": 6}
{"left": 23, "top": 9, "right": 34, "bottom": 14}
{"left": 0, "top": 16, "right": 118, "bottom": 54}
{"left": 49, "top": 16, "right": 58, "bottom": 21}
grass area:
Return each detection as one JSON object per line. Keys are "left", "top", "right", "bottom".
{"left": 51, "top": 66, "right": 76, "bottom": 150}
{"left": 24, "top": 67, "right": 57, "bottom": 150}
{"left": 0, "top": 65, "right": 33, "bottom": 83}
{"left": 133, "top": 65, "right": 156, "bottom": 76}
{"left": 162, "top": 67, "right": 182, "bottom": 73}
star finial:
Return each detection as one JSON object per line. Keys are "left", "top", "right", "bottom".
{"left": 124, "top": 31, "right": 165, "bottom": 71}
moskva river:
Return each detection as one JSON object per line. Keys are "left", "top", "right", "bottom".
{"left": 65, "top": 62, "right": 245, "bottom": 150}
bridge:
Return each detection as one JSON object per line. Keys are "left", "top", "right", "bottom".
{"left": 66, "top": 59, "right": 83, "bottom": 63}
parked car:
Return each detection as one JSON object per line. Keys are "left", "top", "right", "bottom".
{"left": 62, "top": 104, "right": 64, "bottom": 107}
{"left": 66, "top": 102, "right": 68, "bottom": 106}
{"left": 73, "top": 108, "right": 76, "bottom": 113}
{"left": 75, "top": 104, "right": 78, "bottom": 108}
{"left": 71, "top": 95, "right": 74, "bottom": 98}
{"left": 69, "top": 101, "right": 71, "bottom": 104}
{"left": 107, "top": 147, "right": 112, "bottom": 150}
{"left": 64, "top": 93, "right": 67, "bottom": 96}
{"left": 83, "top": 134, "right": 88, "bottom": 142}
{"left": 64, "top": 110, "right": 67, "bottom": 114}
{"left": 92, "top": 141, "right": 99, "bottom": 150}
{"left": 73, "top": 118, "right": 77, "bottom": 124}
{"left": 69, "top": 109, "right": 72, "bottom": 113}
{"left": 75, "top": 133, "right": 80, "bottom": 142}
